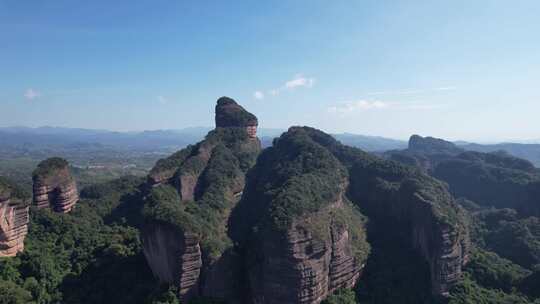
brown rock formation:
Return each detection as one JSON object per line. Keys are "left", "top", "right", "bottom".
{"left": 142, "top": 223, "right": 202, "bottom": 299}
{"left": 0, "top": 181, "right": 29, "bottom": 257}
{"left": 215, "top": 96, "right": 258, "bottom": 139}
{"left": 142, "top": 97, "right": 261, "bottom": 302}
{"left": 346, "top": 156, "right": 470, "bottom": 297}
{"left": 33, "top": 157, "right": 78, "bottom": 213}
{"left": 269, "top": 127, "right": 470, "bottom": 298}
{"left": 248, "top": 195, "right": 365, "bottom": 304}
{"left": 230, "top": 127, "right": 370, "bottom": 304}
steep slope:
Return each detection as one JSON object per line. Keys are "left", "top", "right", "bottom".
{"left": 295, "top": 128, "right": 470, "bottom": 297}
{"left": 231, "top": 127, "right": 469, "bottom": 302}
{"left": 432, "top": 151, "right": 540, "bottom": 215}
{"left": 32, "top": 157, "right": 79, "bottom": 213}
{"left": 230, "top": 127, "right": 370, "bottom": 304}
{"left": 141, "top": 97, "right": 261, "bottom": 302}
{"left": 388, "top": 135, "right": 540, "bottom": 216}
{"left": 0, "top": 177, "right": 29, "bottom": 257}
{"left": 386, "top": 135, "right": 464, "bottom": 173}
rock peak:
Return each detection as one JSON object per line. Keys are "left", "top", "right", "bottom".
{"left": 215, "top": 96, "right": 258, "bottom": 128}
{"left": 33, "top": 157, "right": 79, "bottom": 213}
{"left": 409, "top": 134, "right": 462, "bottom": 154}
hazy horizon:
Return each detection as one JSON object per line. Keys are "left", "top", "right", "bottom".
{"left": 2, "top": 124, "right": 540, "bottom": 144}
{"left": 1, "top": 1, "right": 539, "bottom": 142}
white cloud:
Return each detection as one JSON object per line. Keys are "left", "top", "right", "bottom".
{"left": 256, "top": 74, "right": 316, "bottom": 98}
{"left": 285, "top": 75, "right": 315, "bottom": 89}
{"left": 253, "top": 91, "right": 264, "bottom": 100}
{"left": 157, "top": 95, "right": 169, "bottom": 104}
{"left": 328, "top": 100, "right": 389, "bottom": 114}
{"left": 24, "top": 88, "right": 40, "bottom": 101}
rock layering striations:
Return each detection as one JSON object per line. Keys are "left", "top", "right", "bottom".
{"left": 143, "top": 112, "right": 470, "bottom": 301}
{"left": 0, "top": 179, "right": 29, "bottom": 257}
{"left": 230, "top": 127, "right": 370, "bottom": 304}
{"left": 141, "top": 223, "right": 202, "bottom": 299}
{"left": 275, "top": 127, "right": 470, "bottom": 297}
{"left": 33, "top": 157, "right": 79, "bottom": 213}
{"left": 142, "top": 97, "right": 261, "bottom": 302}
{"left": 246, "top": 198, "right": 366, "bottom": 304}
{"left": 325, "top": 132, "right": 470, "bottom": 297}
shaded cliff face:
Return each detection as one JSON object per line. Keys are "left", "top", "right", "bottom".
{"left": 141, "top": 223, "right": 202, "bottom": 299}
{"left": 409, "top": 135, "right": 463, "bottom": 155}
{"left": 142, "top": 97, "right": 261, "bottom": 302}
{"left": 0, "top": 178, "right": 29, "bottom": 257}
{"left": 388, "top": 135, "right": 540, "bottom": 216}
{"left": 230, "top": 127, "right": 370, "bottom": 304}
{"left": 386, "top": 135, "right": 463, "bottom": 173}
{"left": 33, "top": 157, "right": 79, "bottom": 213}
{"left": 432, "top": 152, "right": 540, "bottom": 216}
{"left": 278, "top": 127, "right": 470, "bottom": 297}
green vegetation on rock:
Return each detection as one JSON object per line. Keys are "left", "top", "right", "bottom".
{"left": 143, "top": 127, "right": 260, "bottom": 260}
{"left": 32, "top": 157, "right": 69, "bottom": 179}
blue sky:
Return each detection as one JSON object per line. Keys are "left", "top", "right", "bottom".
{"left": 1, "top": 1, "right": 539, "bottom": 141}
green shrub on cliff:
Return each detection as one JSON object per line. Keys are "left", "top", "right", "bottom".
{"left": 322, "top": 288, "right": 358, "bottom": 304}
{"left": 231, "top": 127, "right": 349, "bottom": 240}
{"left": 448, "top": 274, "right": 537, "bottom": 304}
{"left": 0, "top": 176, "right": 30, "bottom": 201}
{"left": 143, "top": 139, "right": 255, "bottom": 260}
{"left": 465, "top": 249, "right": 531, "bottom": 292}
{"left": 32, "top": 157, "right": 69, "bottom": 179}
{"left": 150, "top": 145, "right": 196, "bottom": 177}
{"left": 472, "top": 208, "right": 540, "bottom": 269}
{"left": 0, "top": 280, "right": 34, "bottom": 304}
{"left": 142, "top": 184, "right": 203, "bottom": 235}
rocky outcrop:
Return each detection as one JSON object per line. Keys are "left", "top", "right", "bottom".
{"left": 386, "top": 135, "right": 463, "bottom": 173}
{"left": 32, "top": 157, "right": 78, "bottom": 213}
{"left": 345, "top": 152, "right": 470, "bottom": 297}
{"left": 142, "top": 97, "right": 261, "bottom": 302}
{"left": 388, "top": 135, "right": 540, "bottom": 216}
{"left": 247, "top": 197, "right": 366, "bottom": 304}
{"left": 409, "top": 135, "right": 464, "bottom": 155}
{"left": 0, "top": 179, "right": 29, "bottom": 257}
{"left": 286, "top": 127, "right": 470, "bottom": 297}
{"left": 141, "top": 223, "right": 202, "bottom": 299}
{"left": 215, "top": 96, "right": 258, "bottom": 138}
{"left": 230, "top": 128, "right": 370, "bottom": 304}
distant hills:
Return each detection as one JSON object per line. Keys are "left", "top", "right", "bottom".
{"left": 1, "top": 126, "right": 539, "bottom": 166}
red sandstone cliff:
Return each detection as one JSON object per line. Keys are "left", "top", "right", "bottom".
{"left": 0, "top": 182, "right": 29, "bottom": 257}
{"left": 142, "top": 97, "right": 261, "bottom": 302}
{"left": 33, "top": 158, "right": 79, "bottom": 213}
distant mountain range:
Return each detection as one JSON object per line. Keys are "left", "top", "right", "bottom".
{"left": 1, "top": 126, "right": 539, "bottom": 166}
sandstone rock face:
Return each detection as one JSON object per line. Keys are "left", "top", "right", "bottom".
{"left": 230, "top": 128, "right": 370, "bottom": 304}
{"left": 0, "top": 184, "right": 29, "bottom": 257}
{"left": 33, "top": 158, "right": 78, "bottom": 213}
{"left": 215, "top": 96, "right": 258, "bottom": 128}
{"left": 246, "top": 125, "right": 257, "bottom": 139}
{"left": 142, "top": 97, "right": 261, "bottom": 302}
{"left": 347, "top": 163, "right": 470, "bottom": 297}
{"left": 287, "top": 127, "right": 470, "bottom": 297}
{"left": 248, "top": 197, "right": 364, "bottom": 304}
{"left": 142, "top": 223, "right": 202, "bottom": 300}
